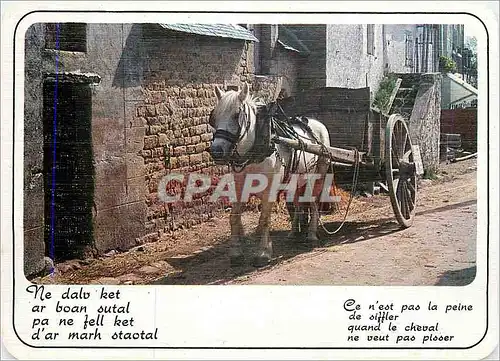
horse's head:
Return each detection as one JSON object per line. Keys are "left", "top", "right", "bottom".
{"left": 208, "top": 83, "right": 258, "bottom": 164}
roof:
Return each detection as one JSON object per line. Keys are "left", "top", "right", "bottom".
{"left": 445, "top": 73, "right": 478, "bottom": 95}
{"left": 443, "top": 73, "right": 478, "bottom": 107}
{"left": 158, "top": 24, "right": 259, "bottom": 42}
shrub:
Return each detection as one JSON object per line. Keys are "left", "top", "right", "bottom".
{"left": 439, "top": 56, "right": 457, "bottom": 73}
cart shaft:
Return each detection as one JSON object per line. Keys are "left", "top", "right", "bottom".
{"left": 272, "top": 135, "right": 364, "bottom": 164}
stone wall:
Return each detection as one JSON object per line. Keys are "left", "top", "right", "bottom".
{"left": 408, "top": 73, "right": 442, "bottom": 173}
{"left": 24, "top": 23, "right": 47, "bottom": 277}
{"left": 384, "top": 25, "right": 418, "bottom": 74}
{"left": 24, "top": 23, "right": 148, "bottom": 276}
{"left": 269, "top": 44, "right": 301, "bottom": 97}
{"left": 325, "top": 24, "right": 386, "bottom": 101}
{"left": 135, "top": 25, "right": 277, "bottom": 244}
{"left": 285, "top": 25, "right": 327, "bottom": 91}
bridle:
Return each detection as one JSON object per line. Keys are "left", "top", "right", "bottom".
{"left": 210, "top": 101, "right": 274, "bottom": 172}
{"left": 211, "top": 102, "right": 250, "bottom": 149}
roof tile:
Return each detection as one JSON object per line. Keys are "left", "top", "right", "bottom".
{"left": 158, "top": 24, "right": 259, "bottom": 42}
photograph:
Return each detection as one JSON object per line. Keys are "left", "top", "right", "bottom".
{"left": 22, "top": 21, "right": 479, "bottom": 287}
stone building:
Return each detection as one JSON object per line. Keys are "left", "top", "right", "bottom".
{"left": 23, "top": 22, "right": 267, "bottom": 277}
{"left": 253, "top": 24, "right": 441, "bottom": 97}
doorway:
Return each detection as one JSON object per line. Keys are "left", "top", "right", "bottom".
{"left": 43, "top": 80, "right": 95, "bottom": 261}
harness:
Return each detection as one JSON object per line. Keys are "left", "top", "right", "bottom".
{"left": 211, "top": 102, "right": 276, "bottom": 172}
{"left": 210, "top": 99, "right": 319, "bottom": 176}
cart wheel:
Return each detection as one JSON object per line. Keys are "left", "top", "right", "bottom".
{"left": 385, "top": 114, "right": 417, "bottom": 228}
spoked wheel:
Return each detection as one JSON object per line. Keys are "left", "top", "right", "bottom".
{"left": 385, "top": 114, "right": 417, "bottom": 228}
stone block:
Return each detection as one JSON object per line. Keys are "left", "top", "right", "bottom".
{"left": 158, "top": 133, "right": 169, "bottom": 146}
{"left": 93, "top": 117, "right": 125, "bottom": 159}
{"left": 23, "top": 175, "right": 44, "bottom": 231}
{"left": 126, "top": 154, "right": 145, "bottom": 178}
{"left": 173, "top": 146, "right": 187, "bottom": 156}
{"left": 150, "top": 125, "right": 162, "bottom": 135}
{"left": 201, "top": 133, "right": 213, "bottom": 142}
{"left": 195, "top": 143, "right": 207, "bottom": 153}
{"left": 94, "top": 159, "right": 127, "bottom": 210}
{"left": 178, "top": 155, "right": 190, "bottom": 167}
{"left": 151, "top": 92, "right": 163, "bottom": 104}
{"left": 169, "top": 156, "right": 179, "bottom": 169}
{"left": 137, "top": 106, "right": 146, "bottom": 117}
{"left": 93, "top": 201, "right": 147, "bottom": 253}
{"left": 126, "top": 127, "right": 145, "bottom": 153}
{"left": 125, "top": 176, "right": 147, "bottom": 204}
{"left": 153, "top": 147, "right": 164, "bottom": 157}
{"left": 156, "top": 103, "right": 167, "bottom": 115}
{"left": 147, "top": 116, "right": 159, "bottom": 126}
{"left": 189, "top": 153, "right": 203, "bottom": 165}
{"left": 165, "top": 130, "right": 174, "bottom": 141}
{"left": 23, "top": 226, "right": 46, "bottom": 278}
{"left": 144, "top": 135, "right": 158, "bottom": 150}
{"left": 202, "top": 151, "right": 212, "bottom": 163}
{"left": 146, "top": 105, "right": 156, "bottom": 117}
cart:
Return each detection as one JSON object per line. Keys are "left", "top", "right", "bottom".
{"left": 273, "top": 86, "right": 423, "bottom": 228}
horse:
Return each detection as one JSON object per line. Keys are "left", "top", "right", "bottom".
{"left": 208, "top": 82, "right": 333, "bottom": 267}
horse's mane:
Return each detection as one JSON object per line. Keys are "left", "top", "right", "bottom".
{"left": 213, "top": 90, "right": 265, "bottom": 120}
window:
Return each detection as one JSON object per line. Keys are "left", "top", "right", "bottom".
{"left": 45, "top": 23, "right": 87, "bottom": 52}
{"left": 367, "top": 24, "right": 375, "bottom": 55}
{"left": 405, "top": 31, "right": 414, "bottom": 67}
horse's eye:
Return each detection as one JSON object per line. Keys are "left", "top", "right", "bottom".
{"left": 208, "top": 111, "right": 216, "bottom": 128}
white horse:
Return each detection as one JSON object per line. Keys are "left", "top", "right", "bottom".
{"left": 209, "top": 83, "right": 332, "bottom": 267}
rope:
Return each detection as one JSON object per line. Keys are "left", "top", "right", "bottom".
{"left": 317, "top": 147, "right": 360, "bottom": 235}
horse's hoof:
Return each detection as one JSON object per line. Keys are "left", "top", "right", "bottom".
{"left": 252, "top": 253, "right": 271, "bottom": 268}
{"left": 306, "top": 236, "right": 321, "bottom": 248}
{"left": 230, "top": 254, "right": 246, "bottom": 267}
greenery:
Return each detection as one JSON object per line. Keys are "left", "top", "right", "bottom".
{"left": 438, "top": 56, "right": 457, "bottom": 73}
{"left": 373, "top": 74, "right": 398, "bottom": 112}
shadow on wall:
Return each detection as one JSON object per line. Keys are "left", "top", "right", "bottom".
{"left": 112, "top": 24, "right": 144, "bottom": 89}
{"left": 116, "top": 24, "right": 246, "bottom": 87}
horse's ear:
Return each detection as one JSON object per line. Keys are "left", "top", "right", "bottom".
{"left": 215, "top": 86, "right": 224, "bottom": 100}
{"left": 239, "top": 82, "right": 249, "bottom": 102}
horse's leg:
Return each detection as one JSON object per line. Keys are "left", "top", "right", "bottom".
{"left": 299, "top": 205, "right": 310, "bottom": 235}
{"left": 286, "top": 202, "right": 302, "bottom": 239}
{"left": 306, "top": 202, "right": 320, "bottom": 248}
{"left": 253, "top": 199, "right": 274, "bottom": 267}
{"left": 306, "top": 159, "right": 329, "bottom": 248}
{"left": 229, "top": 201, "right": 245, "bottom": 266}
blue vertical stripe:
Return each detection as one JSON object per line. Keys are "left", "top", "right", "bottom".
{"left": 49, "top": 23, "right": 60, "bottom": 275}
